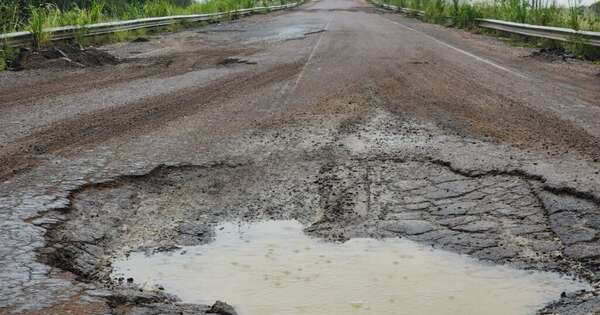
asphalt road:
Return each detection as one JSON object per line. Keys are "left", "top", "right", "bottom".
{"left": 1, "top": 0, "right": 600, "bottom": 314}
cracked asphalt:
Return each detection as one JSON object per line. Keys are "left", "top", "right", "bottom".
{"left": 1, "top": 0, "right": 600, "bottom": 314}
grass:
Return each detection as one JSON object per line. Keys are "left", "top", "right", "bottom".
{"left": 2, "top": 0, "right": 294, "bottom": 37}
{"left": 0, "top": 0, "right": 294, "bottom": 69}
{"left": 29, "top": 6, "right": 53, "bottom": 49}
{"left": 0, "top": 44, "right": 18, "bottom": 71}
{"left": 380, "top": 0, "right": 600, "bottom": 59}
{"left": 382, "top": 0, "right": 600, "bottom": 31}
{"left": 0, "top": 2, "right": 21, "bottom": 34}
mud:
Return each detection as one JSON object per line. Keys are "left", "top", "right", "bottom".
{"left": 527, "top": 46, "right": 575, "bottom": 62}
{"left": 22, "top": 108, "right": 598, "bottom": 314}
{"left": 38, "top": 155, "right": 600, "bottom": 279}
{"left": 13, "top": 45, "right": 120, "bottom": 71}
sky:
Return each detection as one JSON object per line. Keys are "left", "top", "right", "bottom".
{"left": 472, "top": 0, "right": 597, "bottom": 7}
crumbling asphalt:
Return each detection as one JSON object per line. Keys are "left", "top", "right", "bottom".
{"left": 1, "top": 0, "right": 600, "bottom": 314}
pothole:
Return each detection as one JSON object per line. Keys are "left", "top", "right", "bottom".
{"left": 34, "top": 155, "right": 600, "bottom": 313}
{"left": 112, "top": 220, "right": 590, "bottom": 315}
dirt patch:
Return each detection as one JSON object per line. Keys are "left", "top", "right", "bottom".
{"left": 0, "top": 60, "right": 303, "bottom": 181}
{"left": 130, "top": 37, "right": 150, "bottom": 43}
{"left": 526, "top": 46, "right": 575, "bottom": 62}
{"left": 13, "top": 45, "right": 120, "bottom": 71}
{"left": 375, "top": 66, "right": 600, "bottom": 161}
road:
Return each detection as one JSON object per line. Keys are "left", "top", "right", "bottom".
{"left": 0, "top": 0, "right": 599, "bottom": 314}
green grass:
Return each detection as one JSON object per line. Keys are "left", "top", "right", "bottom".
{"left": 382, "top": 0, "right": 600, "bottom": 31}
{"left": 28, "top": 5, "right": 54, "bottom": 48}
{"left": 2, "top": 0, "right": 294, "bottom": 35}
{"left": 0, "top": 44, "right": 18, "bottom": 71}
{"left": 0, "top": 2, "right": 21, "bottom": 33}
{"left": 379, "top": 0, "right": 600, "bottom": 59}
{"left": 0, "top": 0, "right": 295, "bottom": 70}
{"left": 424, "top": 0, "right": 446, "bottom": 24}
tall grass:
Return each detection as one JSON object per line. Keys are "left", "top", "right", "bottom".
{"left": 28, "top": 5, "right": 54, "bottom": 48}
{"left": 380, "top": 0, "right": 600, "bottom": 58}
{"left": 452, "top": 3, "right": 481, "bottom": 29}
{"left": 424, "top": 0, "right": 446, "bottom": 23}
{"left": 382, "top": 0, "right": 600, "bottom": 31}
{"left": 0, "top": 2, "right": 21, "bottom": 33}
{"left": 2, "top": 0, "right": 293, "bottom": 35}
{"left": 567, "top": 0, "right": 581, "bottom": 29}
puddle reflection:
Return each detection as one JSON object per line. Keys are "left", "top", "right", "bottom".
{"left": 112, "top": 220, "right": 589, "bottom": 315}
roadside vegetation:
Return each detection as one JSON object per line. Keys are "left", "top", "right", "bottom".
{"left": 379, "top": 0, "right": 600, "bottom": 59}
{"left": 382, "top": 0, "right": 600, "bottom": 31}
{"left": 1, "top": 0, "right": 291, "bottom": 34}
{"left": 0, "top": 0, "right": 293, "bottom": 70}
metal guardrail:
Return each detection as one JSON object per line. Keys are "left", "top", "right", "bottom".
{"left": 376, "top": 2, "right": 424, "bottom": 17}
{"left": 477, "top": 19, "right": 600, "bottom": 47}
{"left": 0, "top": 3, "right": 299, "bottom": 48}
{"left": 373, "top": 2, "right": 600, "bottom": 47}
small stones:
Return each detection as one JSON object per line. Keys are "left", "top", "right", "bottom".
{"left": 209, "top": 300, "right": 238, "bottom": 315}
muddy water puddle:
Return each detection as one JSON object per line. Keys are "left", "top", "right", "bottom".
{"left": 112, "top": 220, "right": 589, "bottom": 315}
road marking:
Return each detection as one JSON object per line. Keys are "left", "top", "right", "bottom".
{"left": 386, "top": 19, "right": 528, "bottom": 80}
{"left": 284, "top": 17, "right": 333, "bottom": 96}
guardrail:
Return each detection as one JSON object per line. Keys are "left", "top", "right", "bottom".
{"left": 373, "top": 2, "right": 600, "bottom": 47}
{"left": 0, "top": 2, "right": 299, "bottom": 48}
{"left": 477, "top": 19, "right": 600, "bottom": 47}
{"left": 376, "top": 2, "right": 424, "bottom": 16}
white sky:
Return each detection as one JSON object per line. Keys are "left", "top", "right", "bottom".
{"left": 472, "top": 0, "right": 596, "bottom": 6}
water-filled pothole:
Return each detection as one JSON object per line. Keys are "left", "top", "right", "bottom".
{"left": 112, "top": 220, "right": 590, "bottom": 315}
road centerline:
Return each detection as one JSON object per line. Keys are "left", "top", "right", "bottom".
{"left": 286, "top": 17, "right": 334, "bottom": 96}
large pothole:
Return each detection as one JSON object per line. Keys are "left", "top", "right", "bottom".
{"left": 112, "top": 220, "right": 589, "bottom": 315}
{"left": 32, "top": 152, "right": 600, "bottom": 314}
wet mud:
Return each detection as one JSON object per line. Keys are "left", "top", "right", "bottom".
{"left": 27, "top": 112, "right": 600, "bottom": 314}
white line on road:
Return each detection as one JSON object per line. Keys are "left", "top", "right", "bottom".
{"left": 282, "top": 17, "right": 333, "bottom": 98}
{"left": 385, "top": 19, "right": 529, "bottom": 80}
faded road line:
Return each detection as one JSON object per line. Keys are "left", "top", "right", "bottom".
{"left": 282, "top": 17, "right": 334, "bottom": 99}
{"left": 293, "top": 19, "right": 332, "bottom": 89}
{"left": 385, "top": 19, "right": 529, "bottom": 80}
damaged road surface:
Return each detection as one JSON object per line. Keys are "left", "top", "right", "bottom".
{"left": 1, "top": 0, "right": 600, "bottom": 314}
